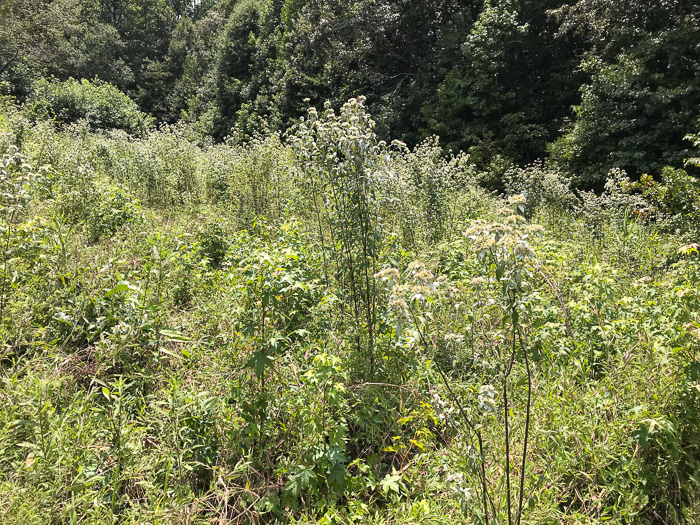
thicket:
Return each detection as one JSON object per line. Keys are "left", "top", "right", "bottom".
{"left": 1, "top": 94, "right": 700, "bottom": 523}
{"left": 28, "top": 78, "right": 154, "bottom": 135}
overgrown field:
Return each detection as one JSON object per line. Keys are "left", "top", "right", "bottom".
{"left": 1, "top": 97, "right": 699, "bottom": 524}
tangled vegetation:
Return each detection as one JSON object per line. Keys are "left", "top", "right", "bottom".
{"left": 1, "top": 93, "right": 699, "bottom": 524}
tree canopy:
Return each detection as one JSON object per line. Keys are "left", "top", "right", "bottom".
{"left": 1, "top": 0, "right": 699, "bottom": 186}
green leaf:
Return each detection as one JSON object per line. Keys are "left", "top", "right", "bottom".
{"left": 159, "top": 347, "right": 183, "bottom": 360}
{"left": 632, "top": 424, "right": 650, "bottom": 450}
{"left": 380, "top": 471, "right": 402, "bottom": 494}
{"left": 159, "top": 329, "right": 192, "bottom": 342}
{"left": 105, "top": 280, "right": 140, "bottom": 297}
{"left": 246, "top": 350, "right": 273, "bottom": 378}
{"left": 326, "top": 447, "right": 346, "bottom": 465}
{"left": 328, "top": 462, "right": 345, "bottom": 488}
{"left": 295, "top": 465, "right": 315, "bottom": 489}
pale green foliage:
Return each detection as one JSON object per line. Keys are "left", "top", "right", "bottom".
{"left": 0, "top": 148, "right": 34, "bottom": 218}
{"left": 207, "top": 133, "right": 297, "bottom": 226}
{"left": 391, "top": 137, "right": 475, "bottom": 247}
{"left": 95, "top": 125, "right": 205, "bottom": 207}
{"left": 504, "top": 161, "right": 577, "bottom": 219}
{"left": 0, "top": 97, "right": 700, "bottom": 525}
{"left": 29, "top": 78, "right": 154, "bottom": 134}
{"left": 0, "top": 149, "right": 45, "bottom": 326}
{"left": 88, "top": 184, "right": 144, "bottom": 241}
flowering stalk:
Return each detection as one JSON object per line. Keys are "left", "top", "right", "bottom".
{"left": 465, "top": 194, "right": 541, "bottom": 523}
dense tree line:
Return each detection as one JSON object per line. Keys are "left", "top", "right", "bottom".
{"left": 1, "top": 0, "right": 699, "bottom": 187}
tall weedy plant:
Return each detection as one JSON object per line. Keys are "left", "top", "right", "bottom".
{"left": 401, "top": 137, "right": 473, "bottom": 245}
{"left": 379, "top": 196, "right": 544, "bottom": 523}
{"left": 290, "top": 97, "right": 397, "bottom": 378}
{"left": 0, "top": 149, "right": 36, "bottom": 325}
{"left": 465, "top": 195, "right": 542, "bottom": 524}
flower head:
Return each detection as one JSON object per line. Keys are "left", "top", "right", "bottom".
{"left": 415, "top": 269, "right": 434, "bottom": 282}
{"left": 375, "top": 268, "right": 400, "bottom": 281}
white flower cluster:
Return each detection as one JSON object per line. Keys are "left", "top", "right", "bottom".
{"left": 478, "top": 384, "right": 497, "bottom": 414}
{"left": 374, "top": 267, "right": 400, "bottom": 282}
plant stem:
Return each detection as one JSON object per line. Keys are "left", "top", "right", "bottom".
{"left": 0, "top": 208, "right": 16, "bottom": 326}
{"left": 516, "top": 328, "right": 532, "bottom": 525}
{"left": 504, "top": 320, "right": 517, "bottom": 525}
{"left": 408, "top": 308, "right": 489, "bottom": 524}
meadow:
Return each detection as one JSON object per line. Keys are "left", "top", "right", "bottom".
{"left": 1, "top": 95, "right": 699, "bottom": 524}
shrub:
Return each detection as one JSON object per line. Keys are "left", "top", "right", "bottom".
{"left": 195, "top": 219, "right": 229, "bottom": 269}
{"left": 28, "top": 78, "right": 153, "bottom": 135}
{"left": 88, "top": 185, "right": 145, "bottom": 241}
{"left": 504, "top": 161, "right": 577, "bottom": 217}
{"left": 393, "top": 137, "right": 475, "bottom": 246}
{"left": 629, "top": 168, "right": 700, "bottom": 238}
{"left": 205, "top": 133, "right": 297, "bottom": 226}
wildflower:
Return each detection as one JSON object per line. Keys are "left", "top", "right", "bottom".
{"left": 487, "top": 223, "right": 513, "bottom": 235}
{"left": 503, "top": 214, "right": 526, "bottom": 224}
{"left": 415, "top": 269, "right": 434, "bottom": 282}
{"left": 393, "top": 284, "right": 409, "bottom": 295}
{"left": 478, "top": 384, "right": 497, "bottom": 414}
{"left": 375, "top": 268, "right": 400, "bottom": 281}
{"left": 388, "top": 298, "right": 408, "bottom": 311}
{"left": 474, "top": 237, "right": 496, "bottom": 251}
{"left": 514, "top": 243, "right": 534, "bottom": 257}
{"left": 508, "top": 195, "right": 527, "bottom": 206}
{"left": 677, "top": 288, "right": 691, "bottom": 299}
{"left": 464, "top": 220, "right": 487, "bottom": 236}
{"left": 471, "top": 277, "right": 486, "bottom": 287}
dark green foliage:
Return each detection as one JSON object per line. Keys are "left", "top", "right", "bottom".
{"left": 210, "top": 0, "right": 268, "bottom": 139}
{"left": 0, "top": 0, "right": 134, "bottom": 97}
{"left": 4, "top": 0, "right": 700, "bottom": 189}
{"left": 423, "top": 0, "right": 582, "bottom": 173}
{"left": 550, "top": 0, "right": 700, "bottom": 187}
